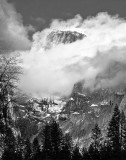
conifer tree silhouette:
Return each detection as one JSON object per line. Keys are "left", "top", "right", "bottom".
{"left": 24, "top": 138, "right": 32, "bottom": 160}
{"left": 50, "top": 120, "right": 64, "bottom": 160}
{"left": 89, "top": 123, "right": 102, "bottom": 160}
{"left": 72, "top": 145, "right": 82, "bottom": 160}
{"left": 32, "top": 137, "right": 41, "bottom": 160}
{"left": 60, "top": 133, "right": 72, "bottom": 160}
{"left": 41, "top": 122, "right": 53, "bottom": 160}
{"left": 107, "top": 104, "right": 121, "bottom": 159}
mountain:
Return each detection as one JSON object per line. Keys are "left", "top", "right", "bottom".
{"left": 7, "top": 29, "right": 126, "bottom": 147}
{"left": 45, "top": 30, "right": 85, "bottom": 49}
{"left": 11, "top": 85, "right": 126, "bottom": 147}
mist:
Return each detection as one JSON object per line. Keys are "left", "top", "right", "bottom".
{"left": 0, "top": 0, "right": 33, "bottom": 51}
{"left": 18, "top": 13, "right": 126, "bottom": 97}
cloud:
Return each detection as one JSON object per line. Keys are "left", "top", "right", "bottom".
{"left": 18, "top": 12, "right": 126, "bottom": 96}
{"left": 31, "top": 17, "right": 46, "bottom": 25}
{"left": 0, "top": 0, "right": 33, "bottom": 51}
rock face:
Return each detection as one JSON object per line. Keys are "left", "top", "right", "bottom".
{"left": 45, "top": 30, "right": 85, "bottom": 49}
{"left": 60, "top": 86, "right": 126, "bottom": 147}
{"left": 12, "top": 85, "right": 126, "bottom": 147}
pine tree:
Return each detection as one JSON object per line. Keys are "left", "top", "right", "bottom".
{"left": 41, "top": 122, "right": 53, "bottom": 160}
{"left": 41, "top": 120, "right": 70, "bottom": 160}
{"left": 88, "top": 143, "right": 95, "bottom": 160}
{"left": 0, "top": 111, "right": 5, "bottom": 151}
{"left": 72, "top": 145, "right": 82, "bottom": 160}
{"left": 120, "top": 110, "right": 126, "bottom": 150}
{"left": 32, "top": 138, "right": 41, "bottom": 160}
{"left": 120, "top": 110, "right": 126, "bottom": 159}
{"left": 91, "top": 123, "right": 102, "bottom": 151}
{"left": 24, "top": 138, "right": 32, "bottom": 160}
{"left": 107, "top": 104, "right": 121, "bottom": 159}
{"left": 89, "top": 123, "right": 102, "bottom": 160}
{"left": 2, "top": 149, "right": 16, "bottom": 160}
{"left": 82, "top": 147, "right": 90, "bottom": 160}
{"left": 100, "top": 140, "right": 111, "bottom": 160}
{"left": 60, "top": 143, "right": 71, "bottom": 160}
{"left": 15, "top": 135, "right": 23, "bottom": 160}
{"left": 60, "top": 133, "right": 72, "bottom": 160}
{"left": 107, "top": 105, "right": 120, "bottom": 150}
{"left": 2, "top": 127, "right": 17, "bottom": 160}
{"left": 6, "top": 127, "right": 16, "bottom": 147}
{"left": 50, "top": 120, "right": 64, "bottom": 160}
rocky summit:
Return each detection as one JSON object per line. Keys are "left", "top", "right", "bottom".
{"left": 45, "top": 30, "right": 85, "bottom": 49}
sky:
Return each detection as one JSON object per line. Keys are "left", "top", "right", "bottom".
{"left": 8, "top": 0, "right": 126, "bottom": 31}
{"left": 1, "top": 0, "right": 126, "bottom": 97}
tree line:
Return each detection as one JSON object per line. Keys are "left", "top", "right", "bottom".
{"left": 0, "top": 104, "right": 126, "bottom": 160}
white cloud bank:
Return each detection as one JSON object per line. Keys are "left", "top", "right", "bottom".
{"left": 19, "top": 13, "right": 126, "bottom": 96}
{"left": 0, "top": 0, "right": 33, "bottom": 51}
{"left": 1, "top": 0, "right": 126, "bottom": 96}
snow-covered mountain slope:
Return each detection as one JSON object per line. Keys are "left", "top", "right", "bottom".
{"left": 12, "top": 86, "right": 126, "bottom": 147}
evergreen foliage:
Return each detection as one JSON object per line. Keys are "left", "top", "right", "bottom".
{"left": 31, "top": 138, "right": 41, "bottom": 160}
{"left": 24, "top": 138, "right": 32, "bottom": 160}
{"left": 1, "top": 105, "right": 126, "bottom": 160}
{"left": 72, "top": 145, "right": 82, "bottom": 160}
{"left": 88, "top": 123, "right": 102, "bottom": 160}
{"left": 107, "top": 105, "right": 121, "bottom": 151}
